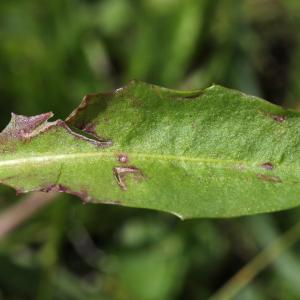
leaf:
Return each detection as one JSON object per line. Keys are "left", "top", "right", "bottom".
{"left": 0, "top": 80, "right": 299, "bottom": 219}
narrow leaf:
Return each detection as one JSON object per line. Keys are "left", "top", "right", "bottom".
{"left": 1, "top": 81, "right": 299, "bottom": 219}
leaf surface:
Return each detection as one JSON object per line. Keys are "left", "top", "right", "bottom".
{"left": 1, "top": 81, "right": 299, "bottom": 219}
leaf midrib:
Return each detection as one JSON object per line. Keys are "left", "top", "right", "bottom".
{"left": 0, "top": 151, "right": 290, "bottom": 172}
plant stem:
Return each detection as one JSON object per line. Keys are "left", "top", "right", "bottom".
{"left": 0, "top": 192, "right": 57, "bottom": 239}
{"left": 210, "top": 219, "right": 300, "bottom": 300}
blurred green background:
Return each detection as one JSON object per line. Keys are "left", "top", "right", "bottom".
{"left": 1, "top": 0, "right": 300, "bottom": 299}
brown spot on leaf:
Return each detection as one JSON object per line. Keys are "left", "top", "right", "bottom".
{"left": 261, "top": 162, "right": 274, "bottom": 170}
{"left": 262, "top": 111, "right": 286, "bottom": 123}
{"left": 80, "top": 121, "right": 110, "bottom": 143}
{"left": 273, "top": 115, "right": 286, "bottom": 123}
{"left": 256, "top": 174, "right": 282, "bottom": 183}
{"left": 82, "top": 122, "right": 97, "bottom": 134}
{"left": 113, "top": 166, "right": 144, "bottom": 190}
{"left": 118, "top": 153, "right": 128, "bottom": 164}
{"left": 0, "top": 112, "right": 54, "bottom": 141}
{"left": 56, "top": 120, "right": 112, "bottom": 148}
{"left": 68, "top": 119, "right": 109, "bottom": 144}
{"left": 41, "top": 184, "right": 92, "bottom": 203}
{"left": 0, "top": 112, "right": 112, "bottom": 150}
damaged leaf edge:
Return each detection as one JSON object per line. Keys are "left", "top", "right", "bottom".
{"left": 0, "top": 112, "right": 112, "bottom": 148}
{"left": 65, "top": 80, "right": 205, "bottom": 124}
{"left": 65, "top": 80, "right": 291, "bottom": 130}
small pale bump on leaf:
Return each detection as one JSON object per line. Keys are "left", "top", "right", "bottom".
{"left": 261, "top": 162, "right": 274, "bottom": 170}
{"left": 273, "top": 115, "right": 286, "bottom": 123}
{"left": 1, "top": 81, "right": 300, "bottom": 218}
{"left": 118, "top": 153, "right": 129, "bottom": 164}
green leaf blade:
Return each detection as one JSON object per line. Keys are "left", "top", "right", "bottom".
{"left": 1, "top": 81, "right": 300, "bottom": 219}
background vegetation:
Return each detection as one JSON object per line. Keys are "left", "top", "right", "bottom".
{"left": 1, "top": 0, "right": 300, "bottom": 299}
